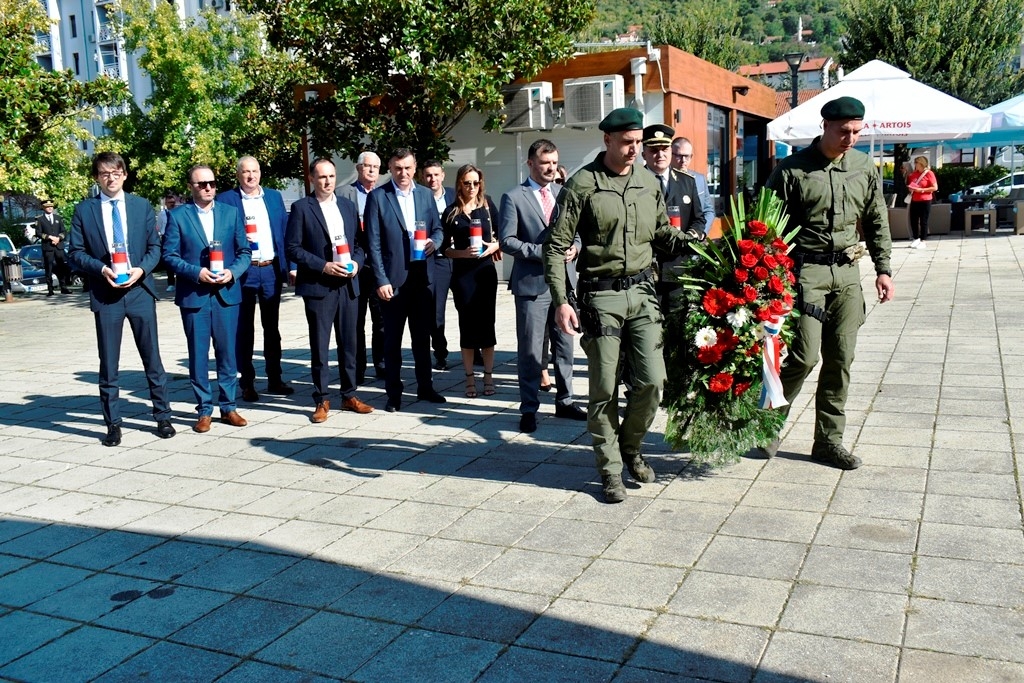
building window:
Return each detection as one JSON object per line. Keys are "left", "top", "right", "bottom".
{"left": 706, "top": 105, "right": 728, "bottom": 216}
{"left": 70, "top": 15, "right": 77, "bottom": 38}
{"left": 73, "top": 52, "right": 80, "bottom": 75}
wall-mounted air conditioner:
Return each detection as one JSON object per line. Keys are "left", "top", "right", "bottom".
{"left": 500, "top": 82, "right": 553, "bottom": 133}
{"left": 563, "top": 75, "right": 625, "bottom": 129}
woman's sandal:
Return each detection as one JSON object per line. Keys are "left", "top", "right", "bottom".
{"left": 483, "top": 371, "right": 496, "bottom": 396}
{"left": 465, "top": 373, "right": 478, "bottom": 398}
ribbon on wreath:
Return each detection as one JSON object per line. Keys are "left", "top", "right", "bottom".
{"left": 758, "top": 316, "right": 789, "bottom": 409}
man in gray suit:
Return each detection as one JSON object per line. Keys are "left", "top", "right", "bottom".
{"left": 499, "top": 138, "right": 586, "bottom": 433}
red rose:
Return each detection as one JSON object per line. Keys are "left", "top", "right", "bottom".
{"left": 768, "top": 275, "right": 785, "bottom": 294}
{"left": 772, "top": 238, "right": 789, "bottom": 252}
{"left": 743, "top": 285, "right": 758, "bottom": 302}
{"left": 777, "top": 254, "right": 794, "bottom": 269}
{"left": 697, "top": 345, "right": 723, "bottom": 364}
{"left": 762, "top": 254, "right": 778, "bottom": 269}
{"left": 746, "top": 343, "right": 761, "bottom": 357}
{"left": 737, "top": 239, "right": 755, "bottom": 254}
{"left": 733, "top": 268, "right": 749, "bottom": 283}
{"left": 709, "top": 372, "right": 734, "bottom": 393}
{"left": 755, "top": 306, "right": 773, "bottom": 321}
{"left": 739, "top": 253, "right": 758, "bottom": 269}
{"left": 733, "top": 381, "right": 752, "bottom": 396}
{"left": 702, "top": 288, "right": 736, "bottom": 317}
{"left": 783, "top": 292, "right": 793, "bottom": 306}
{"left": 752, "top": 243, "right": 765, "bottom": 257}
{"left": 769, "top": 299, "right": 784, "bottom": 316}
{"left": 787, "top": 271, "right": 796, "bottom": 284}
{"left": 748, "top": 220, "right": 768, "bottom": 237}
{"left": 753, "top": 266, "right": 769, "bottom": 281}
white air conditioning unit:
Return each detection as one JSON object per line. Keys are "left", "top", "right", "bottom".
{"left": 500, "top": 82, "right": 553, "bottom": 133}
{"left": 563, "top": 75, "right": 625, "bottom": 128}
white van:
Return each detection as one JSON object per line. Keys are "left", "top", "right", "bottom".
{"left": 967, "top": 172, "right": 1024, "bottom": 196}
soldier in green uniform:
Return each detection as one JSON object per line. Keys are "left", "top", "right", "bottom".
{"left": 544, "top": 108, "right": 705, "bottom": 503}
{"left": 762, "top": 96, "right": 895, "bottom": 469}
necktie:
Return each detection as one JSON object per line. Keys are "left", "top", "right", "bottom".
{"left": 540, "top": 185, "right": 555, "bottom": 225}
{"left": 659, "top": 174, "right": 668, "bottom": 194}
{"left": 111, "top": 199, "right": 126, "bottom": 246}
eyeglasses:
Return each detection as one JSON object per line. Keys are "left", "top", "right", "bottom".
{"left": 673, "top": 153, "right": 693, "bottom": 160}
{"left": 97, "top": 171, "right": 124, "bottom": 179}
{"left": 461, "top": 181, "right": 480, "bottom": 188}
{"left": 192, "top": 180, "right": 217, "bottom": 189}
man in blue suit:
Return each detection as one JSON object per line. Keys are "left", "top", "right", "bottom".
{"left": 68, "top": 152, "right": 176, "bottom": 447}
{"left": 421, "top": 159, "right": 456, "bottom": 370}
{"left": 163, "top": 164, "right": 251, "bottom": 433}
{"left": 216, "top": 155, "right": 293, "bottom": 402}
{"left": 287, "top": 157, "right": 374, "bottom": 422}
{"left": 365, "top": 148, "right": 446, "bottom": 412}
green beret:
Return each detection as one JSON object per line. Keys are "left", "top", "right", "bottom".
{"left": 598, "top": 107, "right": 644, "bottom": 133}
{"left": 642, "top": 124, "right": 674, "bottom": 146}
{"left": 820, "top": 96, "right": 865, "bottom": 121}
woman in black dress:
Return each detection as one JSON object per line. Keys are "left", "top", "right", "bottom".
{"left": 440, "top": 164, "right": 501, "bottom": 398}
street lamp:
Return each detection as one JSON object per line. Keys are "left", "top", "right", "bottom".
{"left": 783, "top": 52, "right": 804, "bottom": 110}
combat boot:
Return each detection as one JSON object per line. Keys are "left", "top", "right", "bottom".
{"left": 811, "top": 442, "right": 861, "bottom": 470}
{"left": 601, "top": 474, "right": 627, "bottom": 504}
{"left": 752, "top": 438, "right": 781, "bottom": 459}
{"left": 623, "top": 451, "right": 656, "bottom": 483}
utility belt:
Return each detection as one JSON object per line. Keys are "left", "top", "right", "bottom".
{"left": 577, "top": 267, "right": 654, "bottom": 294}
{"left": 793, "top": 250, "right": 852, "bottom": 267}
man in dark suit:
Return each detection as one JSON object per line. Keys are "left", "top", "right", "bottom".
{"left": 420, "top": 159, "right": 456, "bottom": 370}
{"left": 337, "top": 151, "right": 385, "bottom": 384}
{"left": 162, "top": 164, "right": 250, "bottom": 433}
{"left": 217, "top": 155, "right": 293, "bottom": 402}
{"left": 672, "top": 136, "right": 716, "bottom": 234}
{"left": 644, "top": 124, "right": 706, "bottom": 313}
{"left": 499, "top": 138, "right": 586, "bottom": 434}
{"left": 68, "top": 152, "right": 175, "bottom": 446}
{"left": 287, "top": 158, "right": 374, "bottom": 422}
{"left": 37, "top": 200, "right": 71, "bottom": 295}
{"left": 365, "top": 148, "right": 446, "bottom": 412}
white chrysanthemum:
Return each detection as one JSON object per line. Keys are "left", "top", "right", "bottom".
{"left": 753, "top": 324, "right": 766, "bottom": 340}
{"left": 686, "top": 391, "right": 697, "bottom": 400}
{"left": 726, "top": 307, "right": 751, "bottom": 328}
{"left": 694, "top": 327, "right": 718, "bottom": 348}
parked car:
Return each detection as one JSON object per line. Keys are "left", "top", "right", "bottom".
{"left": 0, "top": 234, "right": 54, "bottom": 294}
{"left": 967, "top": 172, "right": 1024, "bottom": 196}
{"left": 19, "top": 244, "right": 83, "bottom": 288}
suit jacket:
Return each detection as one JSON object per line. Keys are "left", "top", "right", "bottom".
{"left": 499, "top": 181, "right": 580, "bottom": 297}
{"left": 68, "top": 193, "right": 161, "bottom": 313}
{"left": 285, "top": 194, "right": 364, "bottom": 299}
{"left": 662, "top": 169, "right": 705, "bottom": 235}
{"left": 687, "top": 169, "right": 716, "bottom": 232}
{"left": 364, "top": 182, "right": 443, "bottom": 290}
{"left": 216, "top": 187, "right": 290, "bottom": 282}
{"left": 37, "top": 213, "right": 66, "bottom": 254}
{"left": 162, "top": 201, "right": 250, "bottom": 308}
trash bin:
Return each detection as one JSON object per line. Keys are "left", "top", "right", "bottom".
{"left": 1, "top": 252, "right": 23, "bottom": 298}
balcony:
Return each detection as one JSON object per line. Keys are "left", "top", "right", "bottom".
{"left": 35, "top": 34, "right": 52, "bottom": 54}
{"left": 100, "top": 103, "right": 130, "bottom": 120}
{"left": 97, "top": 25, "right": 116, "bottom": 43}
{"left": 102, "top": 64, "right": 121, "bottom": 79}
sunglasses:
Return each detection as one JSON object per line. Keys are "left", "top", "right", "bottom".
{"left": 461, "top": 181, "right": 480, "bottom": 188}
{"left": 192, "top": 180, "right": 217, "bottom": 189}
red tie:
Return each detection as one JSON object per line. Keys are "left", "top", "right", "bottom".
{"left": 540, "top": 185, "right": 555, "bottom": 225}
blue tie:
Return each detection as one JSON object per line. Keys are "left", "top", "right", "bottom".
{"left": 111, "top": 199, "right": 126, "bottom": 245}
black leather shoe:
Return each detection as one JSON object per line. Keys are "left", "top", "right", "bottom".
{"left": 417, "top": 390, "right": 447, "bottom": 404}
{"left": 434, "top": 358, "right": 448, "bottom": 371}
{"left": 241, "top": 386, "right": 259, "bottom": 402}
{"left": 266, "top": 382, "right": 294, "bottom": 396}
{"left": 103, "top": 425, "right": 122, "bottom": 447}
{"left": 519, "top": 412, "right": 537, "bottom": 433}
{"left": 555, "top": 403, "right": 587, "bottom": 421}
{"left": 155, "top": 420, "right": 176, "bottom": 439}
{"left": 385, "top": 399, "right": 401, "bottom": 413}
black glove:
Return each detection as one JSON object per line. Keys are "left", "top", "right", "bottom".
{"left": 683, "top": 227, "right": 706, "bottom": 242}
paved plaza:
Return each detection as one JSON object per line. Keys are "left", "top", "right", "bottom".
{"left": 0, "top": 232, "right": 1022, "bottom": 682}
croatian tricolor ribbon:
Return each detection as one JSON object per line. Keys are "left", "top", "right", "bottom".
{"left": 758, "top": 316, "right": 789, "bottom": 409}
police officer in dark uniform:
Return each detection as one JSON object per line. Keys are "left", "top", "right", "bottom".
{"left": 762, "top": 96, "right": 895, "bottom": 469}
{"left": 544, "top": 108, "right": 705, "bottom": 503}
{"left": 37, "top": 200, "right": 71, "bottom": 295}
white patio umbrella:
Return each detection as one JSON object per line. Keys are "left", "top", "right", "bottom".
{"left": 768, "top": 60, "right": 991, "bottom": 146}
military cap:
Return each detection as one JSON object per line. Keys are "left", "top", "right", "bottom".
{"left": 820, "top": 96, "right": 865, "bottom": 121}
{"left": 598, "top": 107, "right": 644, "bottom": 133}
{"left": 642, "top": 124, "right": 675, "bottom": 146}
{"left": 41, "top": 200, "right": 55, "bottom": 208}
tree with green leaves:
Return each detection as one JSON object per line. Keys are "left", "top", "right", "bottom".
{"left": 643, "top": 0, "right": 755, "bottom": 71}
{"left": 238, "top": 0, "right": 595, "bottom": 162}
{"left": 842, "top": 0, "right": 1024, "bottom": 108}
{"left": 101, "top": 0, "right": 315, "bottom": 200}
{"left": 0, "top": 0, "right": 126, "bottom": 204}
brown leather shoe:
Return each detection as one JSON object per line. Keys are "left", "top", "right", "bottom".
{"left": 311, "top": 401, "right": 330, "bottom": 423}
{"left": 341, "top": 396, "right": 374, "bottom": 414}
{"left": 194, "top": 415, "right": 212, "bottom": 433}
{"left": 219, "top": 410, "right": 248, "bottom": 427}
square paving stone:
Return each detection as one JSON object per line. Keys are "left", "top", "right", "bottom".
{"left": 905, "top": 597, "right": 1024, "bottom": 662}
{"left": 476, "top": 646, "right": 618, "bottom": 682}
{"left": 629, "top": 614, "right": 768, "bottom": 682}
{"left": 0, "top": 561, "right": 91, "bottom": 608}
{"left": 917, "top": 522, "right": 1024, "bottom": 564}
{"left": 515, "top": 517, "right": 623, "bottom": 557}
{"left": 470, "top": 548, "right": 591, "bottom": 597}
{"left": 349, "top": 628, "right": 502, "bottom": 683}
{"left": 365, "top": 500, "right": 468, "bottom": 536}
{"left": 814, "top": 514, "right": 918, "bottom": 553}
{"left": 419, "top": 585, "right": 549, "bottom": 644}
{"left": 0, "top": 625, "right": 153, "bottom": 682}
{"left": 255, "top": 611, "right": 405, "bottom": 679}
{"left": 332, "top": 572, "right": 457, "bottom": 625}
{"left": 175, "top": 547, "right": 299, "bottom": 593}
{"left": 516, "top": 598, "right": 654, "bottom": 662}
{"left": 246, "top": 519, "right": 353, "bottom": 557}
{"left": 246, "top": 557, "right": 367, "bottom": 609}
{"left": 315, "top": 528, "right": 425, "bottom": 572}
{"left": 779, "top": 584, "right": 907, "bottom": 645}
{"left": 658, "top": 475, "right": 753, "bottom": 503}
{"left": 171, "top": 596, "right": 314, "bottom": 657}
{"left": 28, "top": 572, "right": 163, "bottom": 622}
{"left": 216, "top": 660, "right": 337, "bottom": 683}
{"left": 477, "top": 484, "right": 575, "bottom": 515}
{"left": 603, "top": 526, "right": 711, "bottom": 568}
{"left": 0, "top": 554, "right": 30, "bottom": 580}
{"left": 562, "top": 559, "right": 685, "bottom": 610}
{"left": 0, "top": 523, "right": 103, "bottom": 560}
{"left": 798, "top": 545, "right": 911, "bottom": 594}
{"left": 549, "top": 490, "right": 651, "bottom": 525}
{"left": 96, "top": 584, "right": 234, "bottom": 638}
{"left": 93, "top": 641, "right": 238, "bottom": 682}
{"left": 631, "top": 501, "right": 735, "bottom": 534}
{"left": 695, "top": 536, "right": 807, "bottom": 581}
{"left": 842, "top": 464, "right": 928, "bottom": 492}
{"left": 923, "top": 493, "right": 1022, "bottom": 528}
{"left": 753, "top": 630, "right": 899, "bottom": 683}
{"left": 914, "top": 556, "right": 1024, "bottom": 608}
{"left": 436, "top": 508, "right": 546, "bottom": 546}
{"left": 0, "top": 517, "right": 49, "bottom": 544}
{"left": 718, "top": 506, "right": 822, "bottom": 544}
{"left": 898, "top": 649, "right": 1024, "bottom": 683}
{"left": 929, "top": 448, "right": 1015, "bottom": 475}
{"left": 47, "top": 530, "right": 167, "bottom": 571}
{"left": 927, "top": 471, "right": 1020, "bottom": 500}
{"left": 827, "top": 486, "right": 923, "bottom": 520}
{"left": 667, "top": 571, "right": 790, "bottom": 628}
{"left": 740, "top": 480, "right": 834, "bottom": 513}
{"left": 385, "top": 537, "right": 505, "bottom": 583}
{"left": 0, "top": 611, "right": 78, "bottom": 666}
{"left": 109, "top": 540, "right": 230, "bottom": 582}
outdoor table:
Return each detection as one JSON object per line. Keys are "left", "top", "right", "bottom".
{"left": 964, "top": 208, "right": 997, "bottom": 235}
